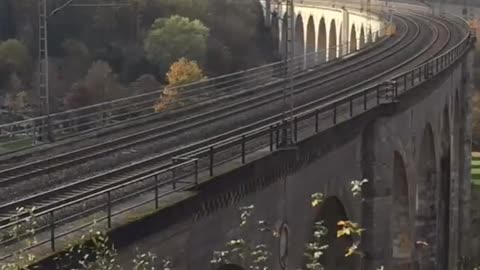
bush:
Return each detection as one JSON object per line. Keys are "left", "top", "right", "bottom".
{"left": 0, "top": 39, "right": 30, "bottom": 75}
{"left": 144, "top": 15, "right": 209, "bottom": 72}
{"left": 154, "top": 58, "right": 205, "bottom": 112}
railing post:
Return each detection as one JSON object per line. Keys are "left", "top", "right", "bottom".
{"left": 294, "top": 117, "right": 298, "bottom": 142}
{"left": 50, "top": 210, "right": 55, "bottom": 251}
{"left": 241, "top": 135, "right": 246, "bottom": 164}
{"left": 436, "top": 58, "right": 439, "bottom": 73}
{"left": 376, "top": 86, "right": 380, "bottom": 104}
{"left": 154, "top": 174, "right": 159, "bottom": 209}
{"left": 269, "top": 125, "right": 273, "bottom": 151}
{"left": 194, "top": 159, "right": 199, "bottom": 185}
{"left": 349, "top": 98, "right": 353, "bottom": 117}
{"left": 107, "top": 191, "right": 112, "bottom": 229}
{"left": 411, "top": 70, "right": 414, "bottom": 86}
{"left": 333, "top": 103, "right": 337, "bottom": 124}
{"left": 172, "top": 167, "right": 176, "bottom": 190}
{"left": 315, "top": 110, "right": 319, "bottom": 133}
{"left": 275, "top": 127, "right": 279, "bottom": 148}
{"left": 403, "top": 75, "right": 407, "bottom": 90}
{"left": 394, "top": 81, "right": 398, "bottom": 98}
{"left": 209, "top": 146, "right": 214, "bottom": 176}
{"left": 363, "top": 90, "right": 368, "bottom": 110}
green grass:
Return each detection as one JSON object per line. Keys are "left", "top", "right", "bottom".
{"left": 472, "top": 152, "right": 480, "bottom": 186}
{"left": 0, "top": 136, "right": 33, "bottom": 154}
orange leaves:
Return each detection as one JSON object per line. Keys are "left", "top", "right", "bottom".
{"left": 154, "top": 58, "right": 205, "bottom": 112}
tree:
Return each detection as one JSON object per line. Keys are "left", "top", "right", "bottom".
{"left": 64, "top": 81, "right": 93, "bottom": 110}
{"left": 0, "top": 39, "right": 30, "bottom": 75}
{"left": 165, "top": 57, "right": 204, "bottom": 86}
{"left": 4, "top": 91, "right": 27, "bottom": 113}
{"left": 144, "top": 15, "right": 209, "bottom": 72}
{"left": 84, "top": 61, "right": 114, "bottom": 103}
{"left": 154, "top": 58, "right": 205, "bottom": 112}
{"left": 130, "top": 74, "right": 161, "bottom": 95}
{"left": 61, "top": 39, "right": 92, "bottom": 82}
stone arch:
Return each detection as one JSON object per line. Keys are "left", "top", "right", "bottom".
{"left": 328, "top": 19, "right": 337, "bottom": 61}
{"left": 437, "top": 105, "right": 451, "bottom": 268}
{"left": 306, "top": 15, "right": 316, "bottom": 68}
{"left": 271, "top": 15, "right": 280, "bottom": 57}
{"left": 416, "top": 123, "right": 438, "bottom": 269}
{"left": 294, "top": 14, "right": 305, "bottom": 70}
{"left": 359, "top": 25, "right": 366, "bottom": 49}
{"left": 317, "top": 17, "right": 327, "bottom": 63}
{"left": 316, "top": 197, "right": 354, "bottom": 270}
{"left": 349, "top": 24, "right": 357, "bottom": 53}
{"left": 392, "top": 151, "right": 413, "bottom": 269}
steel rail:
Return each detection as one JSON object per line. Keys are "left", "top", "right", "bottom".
{"left": 0, "top": 14, "right": 421, "bottom": 212}
{"left": 0, "top": 8, "right": 385, "bottom": 155}
{"left": 0, "top": 13, "right": 426, "bottom": 218}
{"left": 0, "top": 34, "right": 400, "bottom": 186}
{"left": 0, "top": 35, "right": 385, "bottom": 162}
{"left": 0, "top": 11, "right": 473, "bottom": 262}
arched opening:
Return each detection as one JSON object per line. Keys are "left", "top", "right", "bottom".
{"left": 280, "top": 13, "right": 288, "bottom": 58}
{"left": 316, "top": 197, "right": 354, "bottom": 270}
{"left": 271, "top": 15, "right": 280, "bottom": 58}
{"left": 328, "top": 19, "right": 337, "bottom": 61}
{"left": 294, "top": 14, "right": 305, "bottom": 70}
{"left": 416, "top": 123, "right": 437, "bottom": 270}
{"left": 217, "top": 264, "right": 245, "bottom": 270}
{"left": 359, "top": 26, "right": 365, "bottom": 49}
{"left": 306, "top": 16, "right": 316, "bottom": 68}
{"left": 349, "top": 24, "right": 357, "bottom": 53}
{"left": 454, "top": 90, "right": 464, "bottom": 259}
{"left": 339, "top": 23, "right": 343, "bottom": 57}
{"left": 438, "top": 105, "right": 451, "bottom": 268}
{"left": 367, "top": 28, "right": 373, "bottom": 44}
{"left": 317, "top": 17, "right": 327, "bottom": 63}
{"left": 392, "top": 151, "right": 413, "bottom": 269}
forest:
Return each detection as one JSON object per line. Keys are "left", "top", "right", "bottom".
{"left": 0, "top": 0, "right": 277, "bottom": 117}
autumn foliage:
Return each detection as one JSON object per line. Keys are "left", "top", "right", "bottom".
{"left": 154, "top": 58, "right": 205, "bottom": 112}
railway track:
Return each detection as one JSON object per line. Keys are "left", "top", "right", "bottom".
{"left": 0, "top": 25, "right": 387, "bottom": 169}
{"left": 0, "top": 39, "right": 403, "bottom": 183}
{"left": 0, "top": 9, "right": 473, "bottom": 263}
{"left": 0, "top": 12, "right": 455, "bottom": 219}
{"left": 0, "top": 34, "right": 401, "bottom": 188}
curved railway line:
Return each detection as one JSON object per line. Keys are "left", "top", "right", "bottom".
{"left": 0, "top": 11, "right": 455, "bottom": 224}
{"left": 0, "top": 8, "right": 473, "bottom": 263}
{"left": 0, "top": 20, "right": 415, "bottom": 208}
{"left": 0, "top": 14, "right": 418, "bottom": 191}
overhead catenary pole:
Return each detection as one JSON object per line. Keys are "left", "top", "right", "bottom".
{"left": 280, "top": 0, "right": 295, "bottom": 147}
{"left": 37, "top": 0, "right": 129, "bottom": 143}
{"left": 38, "top": 0, "right": 50, "bottom": 142}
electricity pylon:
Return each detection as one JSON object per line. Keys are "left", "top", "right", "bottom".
{"left": 37, "top": 0, "right": 128, "bottom": 142}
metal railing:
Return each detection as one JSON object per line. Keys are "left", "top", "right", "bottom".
{"left": 0, "top": 10, "right": 473, "bottom": 263}
{"left": 0, "top": 29, "right": 384, "bottom": 156}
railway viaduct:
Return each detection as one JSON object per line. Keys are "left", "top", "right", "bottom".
{"left": 105, "top": 3, "right": 475, "bottom": 270}
{"left": 263, "top": 0, "right": 385, "bottom": 64}
{"left": 0, "top": 1, "right": 475, "bottom": 270}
